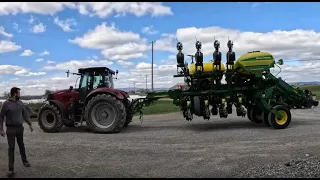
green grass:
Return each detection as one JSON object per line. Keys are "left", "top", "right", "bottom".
{"left": 21, "top": 99, "right": 180, "bottom": 116}
{"left": 298, "top": 85, "right": 320, "bottom": 100}
{"left": 136, "top": 100, "right": 180, "bottom": 115}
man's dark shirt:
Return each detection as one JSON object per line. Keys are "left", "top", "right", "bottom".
{"left": 0, "top": 98, "right": 32, "bottom": 131}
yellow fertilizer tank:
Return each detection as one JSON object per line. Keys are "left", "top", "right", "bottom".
{"left": 189, "top": 61, "right": 226, "bottom": 75}
{"left": 234, "top": 51, "right": 275, "bottom": 75}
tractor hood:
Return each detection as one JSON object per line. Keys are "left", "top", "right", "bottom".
{"left": 52, "top": 89, "right": 71, "bottom": 94}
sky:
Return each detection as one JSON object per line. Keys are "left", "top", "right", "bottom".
{"left": 1, "top": 2, "right": 320, "bottom": 96}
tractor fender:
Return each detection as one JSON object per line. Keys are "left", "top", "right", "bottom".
{"left": 117, "top": 90, "right": 130, "bottom": 99}
{"left": 47, "top": 100, "right": 68, "bottom": 120}
{"left": 85, "top": 88, "right": 126, "bottom": 105}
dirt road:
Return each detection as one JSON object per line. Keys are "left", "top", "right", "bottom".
{"left": 0, "top": 107, "right": 319, "bottom": 178}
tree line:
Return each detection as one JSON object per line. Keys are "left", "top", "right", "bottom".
{"left": 1, "top": 89, "right": 53, "bottom": 100}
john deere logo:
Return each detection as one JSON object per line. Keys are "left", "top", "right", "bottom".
{"left": 256, "top": 56, "right": 272, "bottom": 60}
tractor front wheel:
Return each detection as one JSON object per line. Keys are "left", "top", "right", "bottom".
{"left": 84, "top": 94, "right": 126, "bottom": 133}
{"left": 37, "top": 104, "right": 64, "bottom": 133}
{"left": 268, "top": 105, "right": 291, "bottom": 129}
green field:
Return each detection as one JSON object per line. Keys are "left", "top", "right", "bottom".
{"left": 135, "top": 100, "right": 180, "bottom": 115}
{"left": 24, "top": 99, "right": 181, "bottom": 117}
{"left": 298, "top": 85, "right": 320, "bottom": 100}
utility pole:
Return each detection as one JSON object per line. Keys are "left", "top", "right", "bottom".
{"left": 151, "top": 40, "right": 156, "bottom": 92}
{"left": 146, "top": 75, "right": 148, "bottom": 91}
{"left": 133, "top": 81, "right": 136, "bottom": 93}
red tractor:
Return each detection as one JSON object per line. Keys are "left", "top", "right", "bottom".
{"left": 37, "top": 67, "right": 134, "bottom": 133}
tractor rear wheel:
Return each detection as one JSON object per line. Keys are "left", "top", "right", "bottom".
{"left": 268, "top": 105, "right": 291, "bottom": 129}
{"left": 84, "top": 94, "right": 126, "bottom": 133}
{"left": 37, "top": 104, "right": 64, "bottom": 133}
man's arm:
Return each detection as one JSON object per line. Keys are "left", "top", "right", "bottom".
{"left": 0, "top": 101, "right": 7, "bottom": 132}
{"left": 21, "top": 103, "right": 32, "bottom": 127}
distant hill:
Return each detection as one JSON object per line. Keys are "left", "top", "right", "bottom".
{"left": 289, "top": 81, "right": 320, "bottom": 86}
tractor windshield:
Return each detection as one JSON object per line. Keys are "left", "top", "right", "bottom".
{"left": 91, "top": 72, "right": 114, "bottom": 89}
{"left": 105, "top": 74, "right": 114, "bottom": 88}
{"left": 92, "top": 75, "right": 102, "bottom": 89}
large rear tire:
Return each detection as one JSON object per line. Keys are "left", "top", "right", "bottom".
{"left": 84, "top": 94, "right": 126, "bottom": 133}
{"left": 37, "top": 104, "right": 64, "bottom": 133}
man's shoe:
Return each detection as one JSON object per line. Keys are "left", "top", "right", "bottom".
{"left": 23, "top": 162, "right": 30, "bottom": 167}
{"left": 7, "top": 170, "right": 15, "bottom": 177}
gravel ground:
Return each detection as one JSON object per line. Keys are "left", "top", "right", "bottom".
{"left": 0, "top": 106, "right": 319, "bottom": 178}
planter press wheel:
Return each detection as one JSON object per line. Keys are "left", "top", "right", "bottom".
{"left": 247, "top": 106, "right": 263, "bottom": 123}
{"left": 268, "top": 105, "right": 291, "bottom": 129}
{"left": 261, "top": 111, "right": 271, "bottom": 127}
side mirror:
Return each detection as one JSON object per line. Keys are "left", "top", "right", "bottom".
{"left": 277, "top": 59, "right": 284, "bottom": 65}
{"left": 69, "top": 86, "right": 73, "bottom": 91}
{"left": 115, "top": 70, "right": 118, "bottom": 79}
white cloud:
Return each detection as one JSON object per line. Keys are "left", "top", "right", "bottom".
{"left": 0, "top": 2, "right": 172, "bottom": 18}
{"left": 0, "top": 2, "right": 74, "bottom": 15}
{"left": 141, "top": 26, "right": 158, "bottom": 35}
{"left": 69, "top": 22, "right": 150, "bottom": 60}
{"left": 153, "top": 33, "right": 176, "bottom": 53}
{"left": 144, "top": 26, "right": 320, "bottom": 87}
{"left": 14, "top": 68, "right": 46, "bottom": 77}
{"left": 39, "top": 50, "right": 50, "bottom": 56}
{"left": 31, "top": 23, "right": 46, "bottom": 33}
{"left": 53, "top": 16, "right": 77, "bottom": 32}
{"left": 28, "top": 15, "right": 35, "bottom": 24}
{"left": 43, "top": 59, "right": 113, "bottom": 72}
{"left": 117, "top": 60, "right": 133, "bottom": 68}
{"left": 0, "top": 65, "right": 46, "bottom": 77}
{"left": 72, "top": 2, "right": 173, "bottom": 18}
{"left": 101, "top": 43, "right": 149, "bottom": 60}
{"left": 168, "top": 55, "right": 176, "bottom": 60}
{"left": 136, "top": 62, "right": 157, "bottom": 69}
{"left": 0, "top": 75, "right": 79, "bottom": 96}
{"left": 0, "top": 26, "right": 13, "bottom": 38}
{"left": 20, "top": 49, "right": 34, "bottom": 56}
{"left": 0, "top": 40, "right": 21, "bottom": 53}
{"left": 46, "top": 60, "right": 55, "bottom": 64}
{"left": 113, "top": 61, "right": 183, "bottom": 90}
{"left": 13, "top": 22, "right": 21, "bottom": 33}
{"left": 155, "top": 26, "right": 320, "bottom": 62}
{"left": 36, "top": 58, "right": 44, "bottom": 62}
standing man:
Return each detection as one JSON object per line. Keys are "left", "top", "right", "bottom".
{"left": 0, "top": 87, "right": 34, "bottom": 177}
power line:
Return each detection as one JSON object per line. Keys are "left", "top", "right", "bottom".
{"left": 151, "top": 40, "right": 156, "bottom": 92}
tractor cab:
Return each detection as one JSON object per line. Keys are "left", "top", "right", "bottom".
{"left": 75, "top": 67, "right": 118, "bottom": 102}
